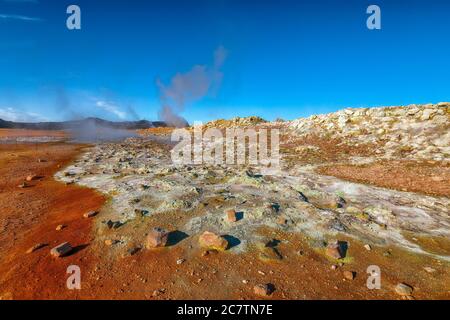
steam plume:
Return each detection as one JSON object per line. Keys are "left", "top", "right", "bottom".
{"left": 156, "top": 46, "right": 227, "bottom": 127}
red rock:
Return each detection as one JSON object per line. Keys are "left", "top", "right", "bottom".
{"left": 83, "top": 211, "right": 98, "bottom": 218}
{"left": 146, "top": 227, "right": 169, "bottom": 248}
{"left": 225, "top": 209, "right": 237, "bottom": 222}
{"left": 254, "top": 283, "right": 274, "bottom": 296}
{"left": 198, "top": 231, "right": 228, "bottom": 251}
{"left": 343, "top": 271, "right": 355, "bottom": 280}
{"left": 55, "top": 224, "right": 66, "bottom": 231}
{"left": 50, "top": 242, "right": 73, "bottom": 257}
{"left": 26, "top": 243, "right": 47, "bottom": 254}
{"left": 277, "top": 215, "right": 288, "bottom": 225}
{"left": 326, "top": 241, "right": 343, "bottom": 259}
{"left": 26, "top": 175, "right": 40, "bottom": 182}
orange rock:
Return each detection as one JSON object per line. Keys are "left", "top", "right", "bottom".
{"left": 50, "top": 242, "right": 73, "bottom": 257}
{"left": 146, "top": 227, "right": 169, "bottom": 248}
{"left": 198, "top": 231, "right": 228, "bottom": 251}
{"left": 83, "top": 211, "right": 98, "bottom": 218}
{"left": 254, "top": 283, "right": 274, "bottom": 296}
{"left": 225, "top": 209, "right": 237, "bottom": 222}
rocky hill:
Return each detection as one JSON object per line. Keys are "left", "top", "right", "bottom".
{"left": 287, "top": 103, "right": 450, "bottom": 161}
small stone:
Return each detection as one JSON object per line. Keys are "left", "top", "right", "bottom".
{"left": 343, "top": 271, "right": 355, "bottom": 280}
{"left": 83, "top": 211, "right": 98, "bottom": 218}
{"left": 364, "top": 244, "right": 372, "bottom": 251}
{"left": 277, "top": 215, "right": 288, "bottom": 225}
{"left": 50, "top": 242, "right": 73, "bottom": 257}
{"left": 26, "top": 175, "right": 38, "bottom": 182}
{"left": 18, "top": 182, "right": 28, "bottom": 188}
{"left": 395, "top": 283, "right": 413, "bottom": 296}
{"left": 104, "top": 239, "right": 118, "bottom": 246}
{"left": 55, "top": 224, "right": 66, "bottom": 231}
{"left": 326, "top": 241, "right": 343, "bottom": 259}
{"left": 331, "top": 265, "right": 337, "bottom": 270}
{"left": 145, "top": 227, "right": 169, "bottom": 248}
{"left": 26, "top": 243, "right": 47, "bottom": 254}
{"left": 253, "top": 283, "right": 274, "bottom": 297}
{"left": 176, "top": 258, "right": 186, "bottom": 265}
{"left": 423, "top": 267, "right": 436, "bottom": 273}
{"left": 225, "top": 209, "right": 237, "bottom": 222}
{"left": 198, "top": 231, "right": 228, "bottom": 251}
{"left": 127, "top": 247, "right": 140, "bottom": 256}
{"left": 201, "top": 249, "right": 218, "bottom": 257}
{"left": 242, "top": 280, "right": 249, "bottom": 284}
{"left": 259, "top": 247, "right": 283, "bottom": 262}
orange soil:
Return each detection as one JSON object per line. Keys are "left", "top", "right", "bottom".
{"left": 317, "top": 160, "right": 450, "bottom": 197}
{"left": 138, "top": 127, "right": 175, "bottom": 136}
{"left": 0, "top": 136, "right": 448, "bottom": 300}
{"left": 0, "top": 129, "right": 67, "bottom": 138}
{"left": 0, "top": 142, "right": 105, "bottom": 299}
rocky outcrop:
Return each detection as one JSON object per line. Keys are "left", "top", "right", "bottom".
{"left": 288, "top": 103, "right": 450, "bottom": 161}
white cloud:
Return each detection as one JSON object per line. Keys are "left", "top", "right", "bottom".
{"left": 0, "top": 13, "right": 42, "bottom": 21}
{"left": 0, "top": 107, "right": 47, "bottom": 122}
{"left": 95, "top": 100, "right": 127, "bottom": 120}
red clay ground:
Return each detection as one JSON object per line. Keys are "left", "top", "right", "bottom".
{"left": 0, "top": 130, "right": 448, "bottom": 300}
{"left": 0, "top": 128, "right": 67, "bottom": 138}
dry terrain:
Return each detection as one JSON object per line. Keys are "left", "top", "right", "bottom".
{"left": 0, "top": 103, "right": 449, "bottom": 300}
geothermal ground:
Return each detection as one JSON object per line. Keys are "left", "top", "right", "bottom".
{"left": 0, "top": 103, "right": 449, "bottom": 300}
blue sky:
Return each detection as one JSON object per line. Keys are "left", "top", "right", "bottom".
{"left": 0, "top": 0, "right": 449, "bottom": 123}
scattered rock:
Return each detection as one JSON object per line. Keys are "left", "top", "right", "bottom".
{"left": 201, "top": 249, "right": 219, "bottom": 257}
{"left": 126, "top": 247, "right": 141, "bottom": 256}
{"left": 423, "top": 267, "right": 436, "bottom": 273}
{"left": 55, "top": 224, "right": 66, "bottom": 231}
{"left": 176, "top": 258, "right": 186, "bottom": 265}
{"left": 343, "top": 271, "right": 355, "bottom": 280}
{"left": 225, "top": 209, "right": 237, "bottom": 222}
{"left": 364, "top": 244, "right": 372, "bottom": 251}
{"left": 104, "top": 239, "right": 118, "bottom": 246}
{"left": 26, "top": 243, "right": 47, "bottom": 254}
{"left": 277, "top": 215, "right": 288, "bottom": 225}
{"left": 26, "top": 175, "right": 39, "bottom": 182}
{"left": 146, "top": 227, "right": 169, "bottom": 248}
{"left": 50, "top": 242, "right": 73, "bottom": 257}
{"left": 259, "top": 247, "right": 283, "bottom": 262}
{"left": 395, "top": 283, "right": 414, "bottom": 296}
{"left": 331, "top": 265, "right": 337, "bottom": 270}
{"left": 106, "top": 220, "right": 122, "bottom": 229}
{"left": 325, "top": 241, "right": 344, "bottom": 259}
{"left": 198, "top": 231, "right": 228, "bottom": 251}
{"left": 83, "top": 211, "right": 98, "bottom": 218}
{"left": 253, "top": 283, "right": 275, "bottom": 297}
{"left": 17, "top": 182, "right": 28, "bottom": 188}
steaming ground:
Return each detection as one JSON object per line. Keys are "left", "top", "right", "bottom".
{"left": 1, "top": 103, "right": 448, "bottom": 299}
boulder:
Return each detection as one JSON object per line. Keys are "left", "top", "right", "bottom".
{"left": 326, "top": 241, "right": 343, "bottom": 259}
{"left": 198, "top": 231, "right": 228, "bottom": 251}
{"left": 50, "top": 242, "right": 73, "bottom": 257}
{"left": 343, "top": 271, "right": 355, "bottom": 280}
{"left": 225, "top": 209, "right": 237, "bottom": 222}
{"left": 254, "top": 283, "right": 275, "bottom": 297}
{"left": 395, "top": 283, "right": 413, "bottom": 296}
{"left": 146, "top": 227, "right": 169, "bottom": 248}
{"left": 83, "top": 211, "right": 98, "bottom": 218}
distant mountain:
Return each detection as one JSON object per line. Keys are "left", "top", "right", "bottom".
{"left": 0, "top": 117, "right": 168, "bottom": 130}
